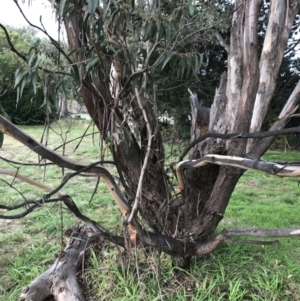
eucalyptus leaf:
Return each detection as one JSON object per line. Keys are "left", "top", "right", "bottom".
{"left": 161, "top": 52, "right": 177, "bottom": 71}
{"left": 58, "top": 0, "right": 67, "bottom": 18}
{"left": 188, "top": 2, "right": 195, "bottom": 16}
{"left": 86, "top": 0, "right": 99, "bottom": 15}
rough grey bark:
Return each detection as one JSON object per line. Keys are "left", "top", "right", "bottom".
{"left": 19, "top": 226, "right": 94, "bottom": 301}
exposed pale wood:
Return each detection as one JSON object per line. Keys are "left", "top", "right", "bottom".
{"left": 176, "top": 154, "right": 300, "bottom": 192}
{"left": 188, "top": 89, "right": 210, "bottom": 156}
{"left": 19, "top": 226, "right": 91, "bottom": 301}
{"left": 225, "top": 0, "right": 244, "bottom": 133}
{"left": 247, "top": 80, "right": 300, "bottom": 158}
{"left": 215, "top": 32, "right": 229, "bottom": 53}
{"left": 208, "top": 72, "right": 228, "bottom": 134}
{"left": 227, "top": 0, "right": 260, "bottom": 156}
{"left": 249, "top": 0, "right": 300, "bottom": 138}
{"left": 179, "top": 125, "right": 300, "bottom": 161}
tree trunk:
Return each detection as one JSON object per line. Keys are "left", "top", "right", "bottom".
{"left": 64, "top": 2, "right": 170, "bottom": 232}
{"left": 174, "top": 0, "right": 300, "bottom": 244}
{"left": 62, "top": 0, "right": 300, "bottom": 250}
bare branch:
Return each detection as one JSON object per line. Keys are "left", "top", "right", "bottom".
{"left": 0, "top": 168, "right": 63, "bottom": 197}
{"left": 0, "top": 115, "right": 130, "bottom": 216}
{"left": 176, "top": 154, "right": 300, "bottom": 192}
{"left": 223, "top": 228, "right": 300, "bottom": 238}
{"left": 215, "top": 32, "right": 229, "bottom": 52}
{"left": 0, "top": 198, "right": 61, "bottom": 219}
{"left": 179, "top": 126, "right": 300, "bottom": 161}
{"left": 0, "top": 155, "right": 54, "bottom": 167}
{"left": 127, "top": 89, "right": 153, "bottom": 224}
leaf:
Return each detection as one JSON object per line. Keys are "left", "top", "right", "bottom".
{"left": 14, "top": 69, "right": 24, "bottom": 87}
{"left": 161, "top": 52, "right": 177, "bottom": 71}
{"left": 188, "top": 2, "right": 195, "bottom": 16}
{"left": 107, "top": 45, "right": 118, "bottom": 55}
{"left": 18, "top": 77, "right": 27, "bottom": 102}
{"left": 27, "top": 53, "right": 35, "bottom": 70}
{"left": 164, "top": 21, "right": 171, "bottom": 39}
{"left": 16, "top": 87, "right": 20, "bottom": 105}
{"left": 86, "top": 0, "right": 98, "bottom": 15}
{"left": 158, "top": 22, "right": 166, "bottom": 40}
{"left": 41, "top": 84, "right": 48, "bottom": 108}
{"left": 58, "top": 0, "right": 67, "bottom": 18}
{"left": 180, "top": 55, "right": 186, "bottom": 79}
{"left": 112, "top": 0, "right": 118, "bottom": 9}
{"left": 143, "top": 20, "right": 150, "bottom": 41}
{"left": 150, "top": 19, "right": 157, "bottom": 39}
{"left": 185, "top": 55, "right": 191, "bottom": 77}
{"left": 32, "top": 72, "right": 37, "bottom": 95}
{"left": 86, "top": 58, "right": 99, "bottom": 71}
{"left": 97, "top": 16, "right": 104, "bottom": 34}
{"left": 137, "top": 49, "right": 147, "bottom": 60}
{"left": 71, "top": 65, "right": 81, "bottom": 85}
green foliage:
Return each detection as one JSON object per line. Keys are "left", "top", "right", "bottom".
{"left": 26, "top": 0, "right": 232, "bottom": 139}
{"left": 0, "top": 27, "right": 48, "bottom": 124}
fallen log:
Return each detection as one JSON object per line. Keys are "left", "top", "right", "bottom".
{"left": 19, "top": 225, "right": 99, "bottom": 301}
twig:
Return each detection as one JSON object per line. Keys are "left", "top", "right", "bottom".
{"left": 215, "top": 32, "right": 229, "bottom": 52}
{"left": 126, "top": 89, "right": 153, "bottom": 224}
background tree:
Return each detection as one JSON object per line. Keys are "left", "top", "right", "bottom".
{"left": 0, "top": 0, "right": 300, "bottom": 300}
{"left": 0, "top": 26, "right": 50, "bottom": 124}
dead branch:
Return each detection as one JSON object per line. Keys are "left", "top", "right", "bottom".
{"left": 223, "top": 228, "right": 300, "bottom": 238}
{"left": 0, "top": 115, "right": 130, "bottom": 216}
{"left": 179, "top": 126, "right": 300, "bottom": 160}
{"left": 0, "top": 198, "right": 63, "bottom": 219}
{"left": 0, "top": 198, "right": 60, "bottom": 212}
{"left": 19, "top": 225, "right": 93, "bottom": 301}
{"left": 176, "top": 154, "right": 300, "bottom": 192}
{"left": 215, "top": 32, "right": 229, "bottom": 52}
{"left": 127, "top": 89, "right": 153, "bottom": 224}
{"left": 0, "top": 155, "right": 54, "bottom": 166}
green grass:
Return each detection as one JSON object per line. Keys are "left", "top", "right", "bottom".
{"left": 1, "top": 124, "right": 300, "bottom": 300}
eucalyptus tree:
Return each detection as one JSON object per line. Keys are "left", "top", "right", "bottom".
{"left": 1, "top": 0, "right": 300, "bottom": 300}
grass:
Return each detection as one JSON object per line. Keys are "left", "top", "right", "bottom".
{"left": 0, "top": 122, "right": 300, "bottom": 300}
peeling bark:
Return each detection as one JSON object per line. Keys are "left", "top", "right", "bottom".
{"left": 249, "top": 0, "right": 300, "bottom": 138}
